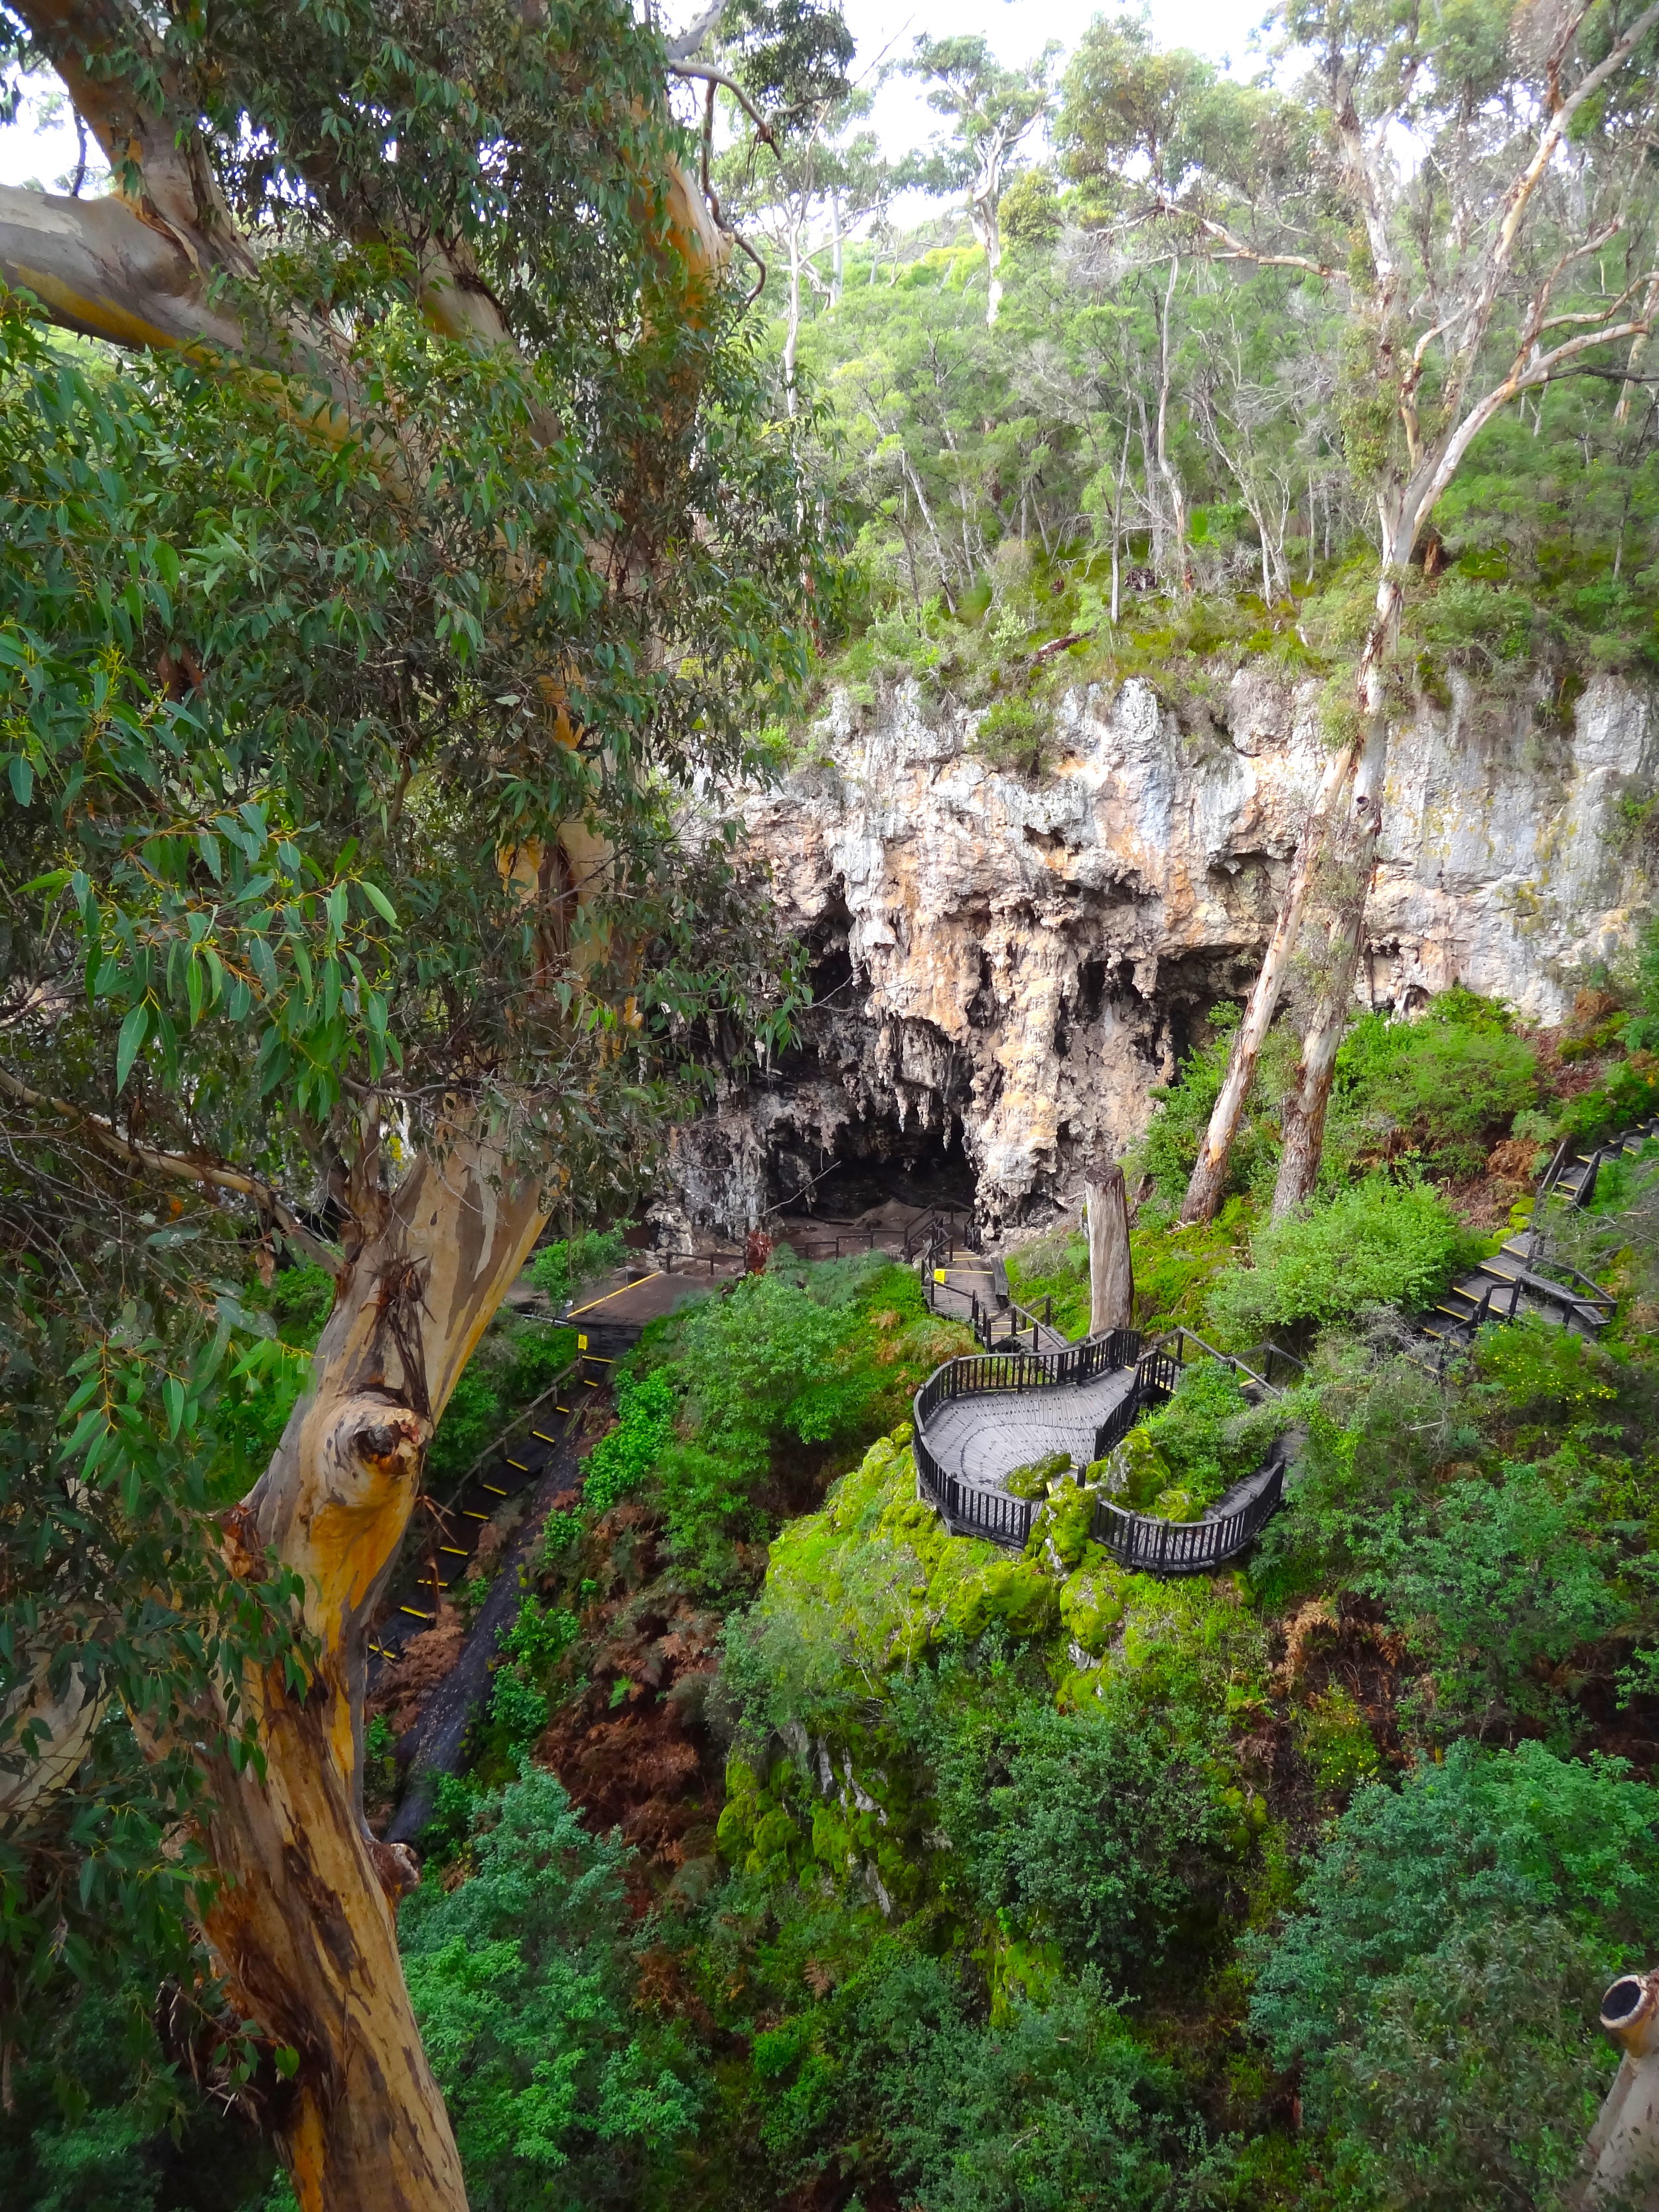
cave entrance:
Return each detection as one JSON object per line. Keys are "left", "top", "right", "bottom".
{"left": 770, "top": 1106, "right": 977, "bottom": 1232}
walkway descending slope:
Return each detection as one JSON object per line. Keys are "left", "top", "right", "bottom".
{"left": 1424, "top": 1118, "right": 1655, "bottom": 1348}
{"left": 914, "top": 1116, "right": 1646, "bottom": 1574}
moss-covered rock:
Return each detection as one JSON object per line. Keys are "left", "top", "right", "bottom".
{"left": 1058, "top": 1546, "right": 1133, "bottom": 1654}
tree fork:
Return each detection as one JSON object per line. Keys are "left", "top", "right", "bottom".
{"left": 1179, "top": 733, "right": 1361, "bottom": 1224}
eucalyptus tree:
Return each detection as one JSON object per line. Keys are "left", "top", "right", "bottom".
{"left": 0, "top": 0, "right": 833, "bottom": 2201}
{"left": 1158, "top": 0, "right": 1659, "bottom": 1222}
{"left": 901, "top": 33, "right": 1058, "bottom": 327}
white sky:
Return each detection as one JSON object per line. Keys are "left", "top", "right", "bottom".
{"left": 0, "top": 0, "right": 1271, "bottom": 192}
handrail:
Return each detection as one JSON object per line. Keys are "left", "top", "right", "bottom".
{"left": 1158, "top": 1323, "right": 1300, "bottom": 1399}
{"left": 909, "top": 1336, "right": 1285, "bottom": 1576}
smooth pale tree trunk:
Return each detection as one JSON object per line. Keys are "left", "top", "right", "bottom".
{"left": 1153, "top": 258, "right": 1190, "bottom": 593}
{"left": 1179, "top": 734, "right": 1362, "bottom": 1224}
{"left": 1084, "top": 1161, "right": 1134, "bottom": 1335}
{"left": 1583, "top": 1970, "right": 1659, "bottom": 2207}
{"left": 1271, "top": 562, "right": 1403, "bottom": 1218}
{"left": 202, "top": 1140, "right": 549, "bottom": 2208}
{"left": 783, "top": 212, "right": 804, "bottom": 417}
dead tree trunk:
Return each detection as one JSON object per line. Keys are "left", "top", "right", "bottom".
{"left": 1583, "top": 1970, "right": 1659, "bottom": 2207}
{"left": 1084, "top": 1161, "right": 1134, "bottom": 1335}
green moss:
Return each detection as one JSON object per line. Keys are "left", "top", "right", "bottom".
{"left": 1058, "top": 1547, "right": 1133, "bottom": 1654}
{"left": 1004, "top": 1449, "right": 1074, "bottom": 1499}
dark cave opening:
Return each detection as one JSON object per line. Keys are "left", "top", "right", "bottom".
{"left": 769, "top": 1104, "right": 978, "bottom": 1224}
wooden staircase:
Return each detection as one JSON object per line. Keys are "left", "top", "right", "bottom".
{"left": 1419, "top": 1116, "right": 1657, "bottom": 1349}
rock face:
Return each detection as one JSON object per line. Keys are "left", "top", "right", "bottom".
{"left": 664, "top": 668, "right": 1658, "bottom": 1239}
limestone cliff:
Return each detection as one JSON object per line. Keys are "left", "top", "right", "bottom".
{"left": 662, "top": 667, "right": 1657, "bottom": 1239}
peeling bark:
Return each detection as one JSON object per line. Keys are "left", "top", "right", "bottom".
{"left": 204, "top": 1140, "right": 549, "bottom": 2207}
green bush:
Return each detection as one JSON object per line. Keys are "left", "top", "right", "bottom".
{"left": 1206, "top": 1178, "right": 1479, "bottom": 1340}
{"left": 1252, "top": 1740, "right": 1659, "bottom": 2069}
{"left": 1113, "top": 1361, "right": 1282, "bottom": 1516}
{"left": 895, "top": 1659, "right": 1234, "bottom": 1982}
{"left": 1356, "top": 1463, "right": 1627, "bottom": 1735}
{"left": 401, "top": 1766, "right": 696, "bottom": 2209}
{"left": 1250, "top": 1742, "right": 1659, "bottom": 2203}
{"left": 582, "top": 1366, "right": 679, "bottom": 1518}
{"left": 1331, "top": 990, "right": 1538, "bottom": 1177}
{"left": 529, "top": 1227, "right": 632, "bottom": 1312}
{"left": 851, "top": 1956, "right": 1216, "bottom": 2212}
{"left": 1313, "top": 1915, "right": 1619, "bottom": 2209}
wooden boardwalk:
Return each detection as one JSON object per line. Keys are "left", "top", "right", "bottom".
{"left": 923, "top": 1362, "right": 1139, "bottom": 1495}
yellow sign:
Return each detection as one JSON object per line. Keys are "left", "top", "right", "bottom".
{"left": 577, "top": 1333, "right": 589, "bottom": 1351}
{"left": 933, "top": 1268, "right": 946, "bottom": 1284}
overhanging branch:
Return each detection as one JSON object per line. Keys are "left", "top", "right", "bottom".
{"left": 0, "top": 1065, "right": 345, "bottom": 1277}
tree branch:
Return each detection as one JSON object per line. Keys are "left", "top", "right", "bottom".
{"left": 1153, "top": 198, "right": 1340, "bottom": 280}
{"left": 667, "top": 59, "right": 778, "bottom": 151}
{"left": 0, "top": 1065, "right": 344, "bottom": 1277}
{"left": 0, "top": 184, "right": 248, "bottom": 353}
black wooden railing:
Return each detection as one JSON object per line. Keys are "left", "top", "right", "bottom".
{"left": 1090, "top": 1434, "right": 1294, "bottom": 1574}
{"left": 910, "top": 1331, "right": 1291, "bottom": 1576}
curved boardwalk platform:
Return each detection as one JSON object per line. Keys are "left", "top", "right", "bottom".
{"left": 911, "top": 1333, "right": 1283, "bottom": 1573}
{"left": 912, "top": 1116, "right": 1647, "bottom": 1574}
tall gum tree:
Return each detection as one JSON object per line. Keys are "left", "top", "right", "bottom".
{"left": 1141, "top": 0, "right": 1659, "bottom": 1220}
{"left": 0, "top": 0, "right": 829, "bottom": 2200}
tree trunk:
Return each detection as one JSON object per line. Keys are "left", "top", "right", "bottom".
{"left": 1084, "top": 1161, "right": 1134, "bottom": 1335}
{"left": 205, "top": 1139, "right": 550, "bottom": 2208}
{"left": 1271, "top": 565, "right": 1402, "bottom": 1218}
{"left": 1153, "top": 258, "right": 1190, "bottom": 592}
{"left": 200, "top": 1677, "right": 463, "bottom": 2211}
{"left": 1179, "top": 735, "right": 1362, "bottom": 1224}
{"left": 784, "top": 214, "right": 803, "bottom": 417}
{"left": 1583, "top": 1970, "right": 1659, "bottom": 2207}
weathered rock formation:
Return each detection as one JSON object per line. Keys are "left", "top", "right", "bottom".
{"left": 662, "top": 667, "right": 1657, "bottom": 1239}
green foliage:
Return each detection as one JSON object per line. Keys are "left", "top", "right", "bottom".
{"left": 1251, "top": 1742, "right": 1659, "bottom": 2197}
{"left": 0, "top": 1977, "right": 279, "bottom": 2212}
{"left": 848, "top": 1956, "right": 1214, "bottom": 2211}
{"left": 1310, "top": 1915, "right": 1619, "bottom": 2211}
{"left": 581, "top": 1368, "right": 680, "bottom": 1518}
{"left": 1003, "top": 1450, "right": 1073, "bottom": 1500}
{"left": 1329, "top": 990, "right": 1538, "bottom": 1177}
{"left": 426, "top": 1319, "right": 578, "bottom": 1483}
{"left": 401, "top": 1766, "right": 696, "bottom": 2208}
{"left": 1112, "top": 1361, "right": 1281, "bottom": 1517}
{"left": 901, "top": 1658, "right": 1236, "bottom": 1980}
{"left": 1356, "top": 1464, "right": 1628, "bottom": 1737}
{"left": 529, "top": 1228, "right": 632, "bottom": 1312}
{"left": 1207, "top": 1177, "right": 1480, "bottom": 1339}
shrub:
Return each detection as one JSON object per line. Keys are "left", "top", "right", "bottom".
{"left": 1250, "top": 1742, "right": 1659, "bottom": 2206}
{"left": 400, "top": 1766, "right": 696, "bottom": 2209}
{"left": 1112, "top": 1361, "right": 1281, "bottom": 1516}
{"left": 582, "top": 1368, "right": 678, "bottom": 1518}
{"left": 1206, "top": 1178, "right": 1479, "bottom": 1339}
{"left": 1315, "top": 1915, "right": 1620, "bottom": 2210}
{"left": 529, "top": 1226, "right": 632, "bottom": 1312}
{"left": 851, "top": 1956, "right": 1216, "bottom": 2212}
{"left": 896, "top": 1661, "right": 1234, "bottom": 1982}
{"left": 1250, "top": 1739, "right": 1659, "bottom": 2081}
{"left": 1356, "top": 1463, "right": 1626, "bottom": 1735}
{"left": 1331, "top": 990, "right": 1538, "bottom": 1177}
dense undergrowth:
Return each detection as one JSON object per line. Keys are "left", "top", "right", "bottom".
{"left": 16, "top": 977, "right": 1659, "bottom": 2212}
